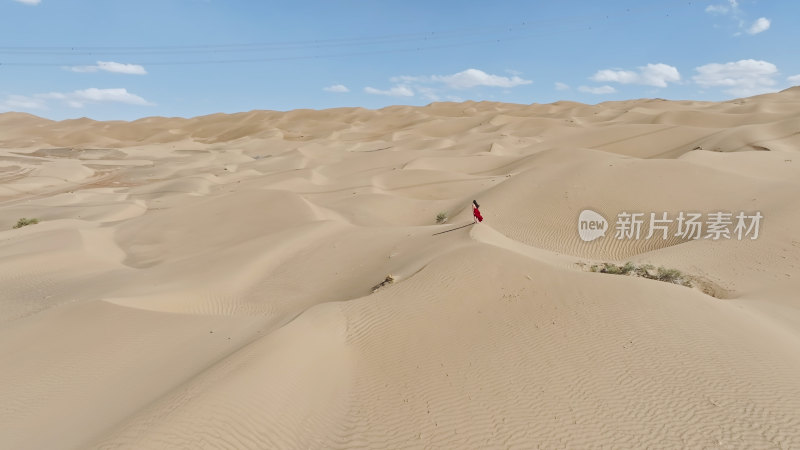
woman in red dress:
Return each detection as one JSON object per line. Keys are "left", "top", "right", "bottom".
{"left": 472, "top": 200, "right": 483, "bottom": 223}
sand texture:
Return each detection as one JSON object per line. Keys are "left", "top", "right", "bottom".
{"left": 2, "top": 88, "right": 800, "bottom": 449}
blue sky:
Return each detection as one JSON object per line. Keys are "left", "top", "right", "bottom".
{"left": 1, "top": 0, "right": 799, "bottom": 120}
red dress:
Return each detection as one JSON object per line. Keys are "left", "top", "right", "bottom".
{"left": 473, "top": 205, "right": 483, "bottom": 222}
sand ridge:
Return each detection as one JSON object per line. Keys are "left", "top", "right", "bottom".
{"left": 1, "top": 88, "right": 800, "bottom": 448}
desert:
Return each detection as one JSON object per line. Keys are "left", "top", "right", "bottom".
{"left": 1, "top": 87, "right": 800, "bottom": 448}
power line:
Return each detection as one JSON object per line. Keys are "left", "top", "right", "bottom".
{"left": 0, "top": 1, "right": 691, "bottom": 67}
{"left": 0, "top": 4, "right": 662, "bottom": 53}
{"left": 0, "top": 27, "right": 594, "bottom": 67}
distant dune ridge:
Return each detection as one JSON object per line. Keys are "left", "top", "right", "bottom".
{"left": 1, "top": 87, "right": 800, "bottom": 448}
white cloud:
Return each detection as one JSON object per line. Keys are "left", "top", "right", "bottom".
{"left": 592, "top": 69, "right": 638, "bottom": 84}
{"left": 787, "top": 74, "right": 800, "bottom": 84}
{"left": 13, "top": 0, "right": 41, "bottom": 5}
{"left": 578, "top": 85, "right": 616, "bottom": 95}
{"left": 364, "top": 85, "right": 414, "bottom": 97}
{"left": 391, "top": 68, "right": 532, "bottom": 90}
{"left": 640, "top": 64, "right": 682, "bottom": 87}
{"left": 368, "top": 68, "right": 531, "bottom": 101}
{"left": 415, "top": 86, "right": 441, "bottom": 101}
{"left": 431, "top": 68, "right": 531, "bottom": 89}
{"left": 705, "top": 0, "right": 770, "bottom": 36}
{"left": 693, "top": 59, "right": 779, "bottom": 96}
{"left": 323, "top": 84, "right": 349, "bottom": 93}
{"left": 555, "top": 82, "right": 570, "bottom": 91}
{"left": 705, "top": 4, "right": 729, "bottom": 14}
{"left": 0, "top": 88, "right": 153, "bottom": 112}
{"left": 67, "top": 61, "right": 147, "bottom": 75}
{"left": 706, "top": 0, "right": 739, "bottom": 15}
{"left": 591, "top": 63, "right": 680, "bottom": 88}
{"left": 746, "top": 17, "right": 770, "bottom": 35}
{"left": 68, "top": 88, "right": 151, "bottom": 105}
{"left": 0, "top": 95, "right": 46, "bottom": 111}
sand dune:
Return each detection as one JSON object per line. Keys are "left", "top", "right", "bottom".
{"left": 1, "top": 87, "right": 800, "bottom": 449}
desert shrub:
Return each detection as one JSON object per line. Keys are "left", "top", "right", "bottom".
{"left": 13, "top": 218, "right": 39, "bottom": 229}
{"left": 631, "top": 264, "right": 655, "bottom": 278}
{"left": 620, "top": 261, "right": 636, "bottom": 275}
{"left": 588, "top": 262, "right": 691, "bottom": 287}
{"left": 656, "top": 267, "right": 683, "bottom": 283}
{"left": 436, "top": 211, "right": 448, "bottom": 224}
{"left": 372, "top": 274, "right": 396, "bottom": 293}
{"left": 597, "top": 262, "right": 634, "bottom": 275}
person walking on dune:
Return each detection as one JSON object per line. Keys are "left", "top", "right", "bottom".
{"left": 472, "top": 200, "right": 483, "bottom": 223}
